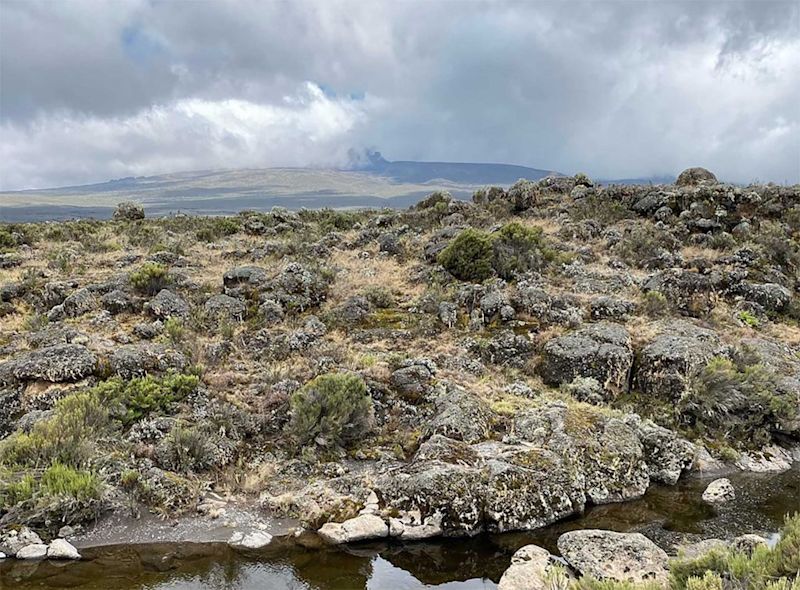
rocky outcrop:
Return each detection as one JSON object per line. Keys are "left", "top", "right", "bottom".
{"left": 425, "top": 384, "right": 494, "bottom": 443}
{"left": 539, "top": 322, "right": 632, "bottom": 398}
{"left": 676, "top": 167, "right": 718, "bottom": 187}
{"left": 557, "top": 529, "right": 669, "bottom": 583}
{"left": 109, "top": 343, "right": 187, "bottom": 379}
{"left": 113, "top": 201, "right": 145, "bottom": 220}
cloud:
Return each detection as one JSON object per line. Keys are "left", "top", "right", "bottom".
{"left": 0, "top": 83, "right": 377, "bottom": 189}
{"left": 1, "top": 0, "right": 798, "bottom": 189}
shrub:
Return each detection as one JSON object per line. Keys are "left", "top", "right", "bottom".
{"left": 491, "top": 222, "right": 561, "bottom": 279}
{"left": 0, "top": 227, "right": 16, "bottom": 251}
{"left": 196, "top": 217, "right": 240, "bottom": 242}
{"left": 156, "top": 424, "right": 215, "bottom": 473}
{"left": 94, "top": 373, "right": 200, "bottom": 426}
{"left": 738, "top": 310, "right": 760, "bottom": 327}
{"left": 641, "top": 290, "right": 669, "bottom": 317}
{"left": 681, "top": 357, "right": 792, "bottom": 447}
{"left": 437, "top": 228, "right": 495, "bottom": 282}
{"left": 129, "top": 262, "right": 170, "bottom": 295}
{"left": 288, "top": 373, "right": 373, "bottom": 448}
{"left": 614, "top": 224, "right": 680, "bottom": 269}
{"left": 163, "top": 317, "right": 185, "bottom": 344}
{"left": 364, "top": 286, "right": 396, "bottom": 309}
{"left": 40, "top": 462, "right": 103, "bottom": 501}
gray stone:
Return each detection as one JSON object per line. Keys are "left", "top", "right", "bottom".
{"left": 557, "top": 529, "right": 669, "bottom": 583}
{"left": 702, "top": 478, "right": 735, "bottom": 503}
{"left": 317, "top": 514, "right": 389, "bottom": 544}
{"left": 47, "top": 539, "right": 81, "bottom": 559}
{"left": 498, "top": 544, "right": 552, "bottom": 590}
{"left": 539, "top": 322, "right": 632, "bottom": 397}
{"left": 109, "top": 343, "right": 187, "bottom": 379}
{"left": 0, "top": 344, "right": 96, "bottom": 384}
{"left": 62, "top": 288, "right": 98, "bottom": 318}
{"left": 146, "top": 289, "right": 189, "bottom": 319}
{"left": 676, "top": 167, "right": 717, "bottom": 186}
{"left": 227, "top": 531, "right": 273, "bottom": 549}
{"left": 204, "top": 294, "right": 246, "bottom": 323}
{"left": 16, "top": 544, "right": 48, "bottom": 560}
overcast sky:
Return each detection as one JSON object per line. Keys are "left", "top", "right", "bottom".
{"left": 1, "top": 0, "right": 798, "bottom": 190}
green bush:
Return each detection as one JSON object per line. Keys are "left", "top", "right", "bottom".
{"left": 491, "top": 222, "right": 561, "bottom": 279}
{"left": 0, "top": 227, "right": 16, "bottom": 251}
{"left": 641, "top": 290, "right": 670, "bottom": 317}
{"left": 681, "top": 357, "right": 793, "bottom": 447}
{"left": 614, "top": 224, "right": 680, "bottom": 269}
{"left": 40, "top": 462, "right": 103, "bottom": 501}
{"left": 94, "top": 373, "right": 200, "bottom": 426}
{"left": 163, "top": 317, "right": 185, "bottom": 344}
{"left": 364, "top": 286, "right": 396, "bottom": 309}
{"left": 288, "top": 373, "right": 373, "bottom": 448}
{"left": 196, "top": 217, "right": 240, "bottom": 242}
{"left": 0, "top": 391, "right": 110, "bottom": 467}
{"left": 129, "top": 262, "right": 170, "bottom": 295}
{"left": 437, "top": 228, "right": 496, "bottom": 282}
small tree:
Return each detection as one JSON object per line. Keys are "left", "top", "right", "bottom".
{"left": 288, "top": 373, "right": 373, "bottom": 448}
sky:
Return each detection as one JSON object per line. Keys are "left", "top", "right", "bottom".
{"left": 1, "top": 0, "right": 798, "bottom": 190}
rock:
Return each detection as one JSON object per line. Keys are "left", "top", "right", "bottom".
{"left": 0, "top": 552, "right": 5, "bottom": 559}
{"left": 264, "top": 262, "right": 329, "bottom": 311}
{"left": 735, "top": 282, "right": 792, "bottom": 313}
{"left": 378, "top": 233, "right": 402, "bottom": 255}
{"left": 590, "top": 297, "right": 635, "bottom": 320}
{"left": 677, "top": 539, "right": 728, "bottom": 560}
{"left": 538, "top": 321, "right": 632, "bottom": 397}
{"left": 337, "top": 295, "right": 371, "bottom": 323}
{"left": 101, "top": 289, "right": 138, "bottom": 314}
{"left": 57, "top": 525, "right": 76, "bottom": 538}
{"left": 204, "top": 294, "right": 246, "bottom": 323}
{"left": 426, "top": 384, "right": 494, "bottom": 444}
{"left": 388, "top": 511, "right": 443, "bottom": 541}
{"left": 735, "top": 445, "right": 793, "bottom": 473}
{"left": 62, "top": 287, "right": 98, "bottom": 318}
{"left": 109, "top": 343, "right": 187, "bottom": 379}
{"left": 146, "top": 289, "right": 189, "bottom": 319}
{"left": 227, "top": 531, "right": 273, "bottom": 549}
{"left": 676, "top": 167, "right": 717, "bottom": 186}
{"left": 498, "top": 544, "right": 552, "bottom": 590}
{"left": 438, "top": 302, "right": 458, "bottom": 327}
{"left": 47, "top": 539, "right": 81, "bottom": 559}
{"left": 1, "top": 527, "right": 43, "bottom": 556}
{"left": 113, "top": 201, "right": 145, "bottom": 220}
{"left": 557, "top": 529, "right": 669, "bottom": 583}
{"left": 634, "top": 321, "right": 726, "bottom": 401}
{"left": 390, "top": 358, "right": 437, "bottom": 400}
{"left": 636, "top": 420, "right": 695, "bottom": 485}
{"left": 480, "top": 330, "right": 533, "bottom": 368}
{"left": 0, "top": 344, "right": 97, "bottom": 384}
{"left": 642, "top": 269, "right": 715, "bottom": 317}
{"left": 317, "top": 514, "right": 389, "bottom": 544}
{"left": 223, "top": 266, "right": 268, "bottom": 294}
{"left": 16, "top": 543, "right": 49, "bottom": 560}
{"left": 702, "top": 478, "right": 735, "bottom": 503}
{"left": 731, "top": 534, "right": 768, "bottom": 555}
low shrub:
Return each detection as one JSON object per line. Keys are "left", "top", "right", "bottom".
{"left": 437, "top": 228, "right": 495, "bottom": 282}
{"left": 364, "top": 286, "right": 396, "bottom": 309}
{"left": 288, "top": 373, "right": 373, "bottom": 448}
{"left": 156, "top": 424, "right": 215, "bottom": 473}
{"left": 129, "top": 262, "right": 170, "bottom": 295}
{"left": 681, "top": 357, "right": 793, "bottom": 448}
{"left": 614, "top": 224, "right": 680, "bottom": 269}
{"left": 196, "top": 217, "right": 240, "bottom": 242}
{"left": 641, "top": 290, "right": 670, "bottom": 316}
{"left": 94, "top": 372, "right": 200, "bottom": 426}
{"left": 491, "top": 222, "right": 562, "bottom": 279}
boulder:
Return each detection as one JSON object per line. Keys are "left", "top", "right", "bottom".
{"left": 735, "top": 282, "right": 792, "bottom": 312}
{"left": 633, "top": 321, "right": 726, "bottom": 401}
{"left": 317, "top": 514, "right": 389, "bottom": 544}
{"left": 636, "top": 419, "right": 696, "bottom": 485}
{"left": 390, "top": 358, "right": 437, "bottom": 400}
{"left": 539, "top": 322, "right": 632, "bottom": 397}
{"left": 676, "top": 167, "right": 717, "bottom": 187}
{"left": 101, "top": 289, "right": 138, "bottom": 314}
{"left": 498, "top": 544, "right": 552, "bottom": 590}
{"left": 426, "top": 384, "right": 494, "bottom": 444}
{"left": 227, "top": 531, "right": 273, "bottom": 549}
{"left": 16, "top": 544, "right": 49, "bottom": 560}
{"left": 62, "top": 287, "right": 98, "bottom": 318}
{"left": 702, "top": 478, "right": 735, "bottom": 503}
{"left": 731, "top": 534, "right": 768, "bottom": 555}
{"left": 388, "top": 511, "right": 443, "bottom": 541}
{"left": 642, "top": 269, "right": 715, "bottom": 316}
{"left": 557, "top": 529, "right": 669, "bottom": 583}
{"left": 204, "top": 294, "right": 246, "bottom": 323}
{"left": 109, "top": 343, "right": 187, "bottom": 379}
{"left": 113, "top": 201, "right": 145, "bottom": 220}
{"left": 0, "top": 344, "right": 96, "bottom": 384}
{"left": 47, "top": 539, "right": 81, "bottom": 559}
{"left": 146, "top": 289, "right": 189, "bottom": 319}
{"left": 0, "top": 527, "right": 43, "bottom": 556}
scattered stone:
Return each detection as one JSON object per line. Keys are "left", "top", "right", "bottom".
{"left": 204, "top": 294, "right": 246, "bottom": 323}
{"left": 557, "top": 529, "right": 669, "bottom": 583}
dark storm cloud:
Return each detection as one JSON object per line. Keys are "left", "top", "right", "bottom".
{"left": 1, "top": 0, "right": 798, "bottom": 189}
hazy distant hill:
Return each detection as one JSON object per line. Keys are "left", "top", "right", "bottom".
{"left": 0, "top": 156, "right": 670, "bottom": 222}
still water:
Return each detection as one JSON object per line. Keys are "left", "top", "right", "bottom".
{"left": 2, "top": 467, "right": 798, "bottom": 590}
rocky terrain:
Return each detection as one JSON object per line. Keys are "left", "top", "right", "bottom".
{"left": 1, "top": 168, "right": 799, "bottom": 585}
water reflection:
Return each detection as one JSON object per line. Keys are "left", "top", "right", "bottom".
{"left": 2, "top": 467, "right": 797, "bottom": 590}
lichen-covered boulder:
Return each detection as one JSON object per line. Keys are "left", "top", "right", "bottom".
{"left": 538, "top": 322, "right": 632, "bottom": 397}
{"left": 642, "top": 269, "right": 715, "bottom": 317}
{"left": 318, "top": 514, "right": 388, "bottom": 544}
{"left": 676, "top": 167, "right": 717, "bottom": 187}
{"left": 61, "top": 287, "right": 98, "bottom": 318}
{"left": 702, "top": 478, "right": 735, "bottom": 503}
{"left": 734, "top": 282, "right": 792, "bottom": 312}
{"left": 109, "top": 343, "right": 187, "bottom": 379}
{"left": 557, "top": 529, "right": 669, "bottom": 583}
{"left": 204, "top": 294, "right": 246, "bottom": 323}
{"left": 390, "top": 358, "right": 437, "bottom": 401}
{"left": 113, "top": 201, "right": 145, "bottom": 220}
{"left": 0, "top": 344, "right": 96, "bottom": 384}
{"left": 498, "top": 544, "right": 553, "bottom": 590}
{"left": 633, "top": 321, "right": 727, "bottom": 401}
{"left": 425, "top": 384, "right": 494, "bottom": 444}
{"left": 635, "top": 418, "right": 695, "bottom": 484}
{"left": 146, "top": 289, "right": 189, "bottom": 319}
{"left": 101, "top": 289, "right": 139, "bottom": 314}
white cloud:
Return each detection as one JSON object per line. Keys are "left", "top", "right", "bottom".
{"left": 0, "top": 82, "right": 378, "bottom": 190}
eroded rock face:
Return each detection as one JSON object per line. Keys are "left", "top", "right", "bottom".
{"left": 538, "top": 322, "right": 632, "bottom": 398}
{"left": 557, "top": 529, "right": 669, "bottom": 583}
{"left": 0, "top": 344, "right": 96, "bottom": 384}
